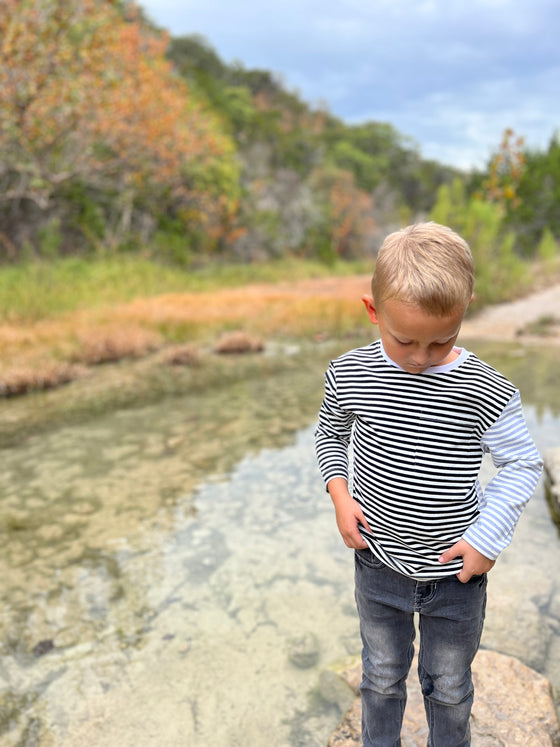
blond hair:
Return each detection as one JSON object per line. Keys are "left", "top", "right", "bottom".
{"left": 371, "top": 222, "right": 474, "bottom": 316}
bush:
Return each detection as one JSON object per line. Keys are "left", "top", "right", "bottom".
{"left": 430, "top": 180, "right": 531, "bottom": 306}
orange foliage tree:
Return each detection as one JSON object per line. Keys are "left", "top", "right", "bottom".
{"left": 310, "top": 167, "right": 376, "bottom": 259}
{"left": 479, "top": 128, "right": 525, "bottom": 209}
{"left": 0, "top": 0, "right": 240, "bottom": 252}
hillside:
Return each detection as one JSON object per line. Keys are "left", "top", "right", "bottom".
{"left": 0, "top": 1, "right": 459, "bottom": 264}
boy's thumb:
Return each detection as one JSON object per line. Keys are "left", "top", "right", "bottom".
{"left": 438, "top": 544, "right": 458, "bottom": 564}
{"left": 359, "top": 509, "right": 372, "bottom": 535}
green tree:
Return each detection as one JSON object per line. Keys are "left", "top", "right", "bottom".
{"left": 503, "top": 136, "right": 560, "bottom": 255}
{"left": 430, "top": 180, "right": 527, "bottom": 305}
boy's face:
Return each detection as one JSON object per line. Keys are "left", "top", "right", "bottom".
{"left": 362, "top": 295, "right": 465, "bottom": 374}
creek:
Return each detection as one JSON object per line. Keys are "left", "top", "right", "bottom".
{"left": 1, "top": 339, "right": 559, "bottom": 746}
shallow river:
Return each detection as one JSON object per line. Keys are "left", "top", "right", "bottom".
{"left": 1, "top": 339, "right": 559, "bottom": 746}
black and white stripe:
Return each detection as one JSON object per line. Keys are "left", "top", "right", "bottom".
{"left": 315, "top": 341, "right": 542, "bottom": 579}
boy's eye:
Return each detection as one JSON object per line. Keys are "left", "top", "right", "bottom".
{"left": 394, "top": 338, "right": 450, "bottom": 347}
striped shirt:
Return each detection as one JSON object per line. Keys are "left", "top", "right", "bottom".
{"left": 315, "top": 340, "right": 543, "bottom": 579}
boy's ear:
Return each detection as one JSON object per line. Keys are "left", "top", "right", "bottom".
{"left": 362, "top": 294, "right": 380, "bottom": 325}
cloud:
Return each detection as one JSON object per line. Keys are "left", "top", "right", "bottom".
{"left": 140, "top": 0, "right": 560, "bottom": 169}
{"left": 368, "top": 67, "right": 560, "bottom": 169}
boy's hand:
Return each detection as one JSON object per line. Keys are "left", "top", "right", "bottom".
{"left": 439, "top": 539, "right": 495, "bottom": 583}
{"left": 328, "top": 478, "right": 372, "bottom": 549}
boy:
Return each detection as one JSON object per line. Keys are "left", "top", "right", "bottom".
{"left": 315, "top": 222, "right": 542, "bottom": 746}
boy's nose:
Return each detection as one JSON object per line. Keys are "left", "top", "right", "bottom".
{"left": 411, "top": 349, "right": 430, "bottom": 365}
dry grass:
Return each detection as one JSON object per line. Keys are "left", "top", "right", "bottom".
{"left": 0, "top": 362, "right": 88, "bottom": 397}
{"left": 69, "top": 325, "right": 163, "bottom": 365}
{"left": 161, "top": 343, "right": 200, "bottom": 366}
{"left": 214, "top": 331, "right": 264, "bottom": 354}
{"left": 0, "top": 275, "right": 371, "bottom": 397}
{"left": 115, "top": 277, "right": 370, "bottom": 338}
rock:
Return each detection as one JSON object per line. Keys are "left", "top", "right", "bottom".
{"left": 471, "top": 651, "right": 560, "bottom": 746}
{"left": 319, "top": 669, "right": 357, "bottom": 714}
{"left": 319, "top": 657, "right": 361, "bottom": 713}
{"left": 545, "top": 448, "right": 560, "bottom": 480}
{"left": 544, "top": 448, "right": 560, "bottom": 526}
{"left": 482, "top": 589, "right": 550, "bottom": 670}
{"left": 328, "top": 698, "right": 362, "bottom": 747}
{"left": 328, "top": 650, "right": 560, "bottom": 746}
{"left": 287, "top": 631, "right": 320, "bottom": 669}
{"left": 545, "top": 634, "right": 560, "bottom": 705}
{"left": 550, "top": 593, "right": 560, "bottom": 623}
{"left": 32, "top": 639, "right": 55, "bottom": 657}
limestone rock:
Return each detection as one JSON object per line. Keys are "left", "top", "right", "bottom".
{"left": 470, "top": 650, "right": 560, "bottom": 745}
{"left": 482, "top": 589, "right": 550, "bottom": 670}
{"left": 328, "top": 698, "right": 362, "bottom": 747}
{"left": 545, "top": 447, "right": 560, "bottom": 526}
{"left": 328, "top": 649, "right": 560, "bottom": 746}
{"left": 545, "top": 447, "right": 560, "bottom": 482}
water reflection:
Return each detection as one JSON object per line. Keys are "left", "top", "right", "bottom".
{"left": 0, "top": 340, "right": 559, "bottom": 744}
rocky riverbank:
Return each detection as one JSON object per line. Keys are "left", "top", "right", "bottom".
{"left": 459, "top": 281, "right": 560, "bottom": 345}
{"left": 326, "top": 650, "right": 560, "bottom": 746}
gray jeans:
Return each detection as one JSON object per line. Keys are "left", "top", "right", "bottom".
{"left": 354, "top": 547, "right": 487, "bottom": 747}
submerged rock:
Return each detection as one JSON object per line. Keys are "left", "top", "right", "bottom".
{"left": 327, "top": 649, "right": 560, "bottom": 746}
{"left": 319, "top": 656, "right": 361, "bottom": 713}
{"left": 288, "top": 632, "right": 320, "bottom": 669}
{"left": 545, "top": 447, "right": 560, "bottom": 527}
{"left": 32, "top": 639, "right": 55, "bottom": 657}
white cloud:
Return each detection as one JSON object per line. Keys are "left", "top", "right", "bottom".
{"left": 139, "top": 0, "right": 560, "bottom": 170}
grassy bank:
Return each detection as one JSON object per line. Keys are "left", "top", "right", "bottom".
{"left": 0, "top": 252, "right": 557, "bottom": 445}
{"left": 0, "top": 255, "right": 372, "bottom": 323}
{"left": 0, "top": 255, "right": 374, "bottom": 446}
{"left": 0, "top": 255, "right": 374, "bottom": 397}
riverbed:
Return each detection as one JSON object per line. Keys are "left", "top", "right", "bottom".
{"left": 1, "top": 338, "right": 559, "bottom": 745}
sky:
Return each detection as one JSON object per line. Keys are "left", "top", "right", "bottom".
{"left": 139, "top": 0, "right": 560, "bottom": 171}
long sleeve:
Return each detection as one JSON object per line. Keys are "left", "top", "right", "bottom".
{"left": 315, "top": 363, "right": 355, "bottom": 487}
{"left": 314, "top": 343, "right": 543, "bottom": 579}
{"left": 462, "top": 390, "right": 543, "bottom": 559}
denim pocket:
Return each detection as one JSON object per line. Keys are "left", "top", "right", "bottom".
{"left": 469, "top": 572, "right": 487, "bottom": 588}
{"left": 452, "top": 572, "right": 487, "bottom": 588}
{"left": 355, "top": 546, "right": 386, "bottom": 570}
